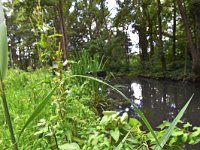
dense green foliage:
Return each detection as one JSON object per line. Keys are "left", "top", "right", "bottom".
{"left": 1, "top": 0, "right": 200, "bottom": 149}
{"left": 0, "top": 68, "right": 199, "bottom": 149}
{"left": 2, "top": 0, "right": 200, "bottom": 79}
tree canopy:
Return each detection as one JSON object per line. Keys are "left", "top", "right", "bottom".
{"left": 3, "top": 0, "right": 200, "bottom": 77}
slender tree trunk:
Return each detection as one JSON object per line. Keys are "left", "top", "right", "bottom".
{"left": 139, "top": 26, "right": 149, "bottom": 61}
{"left": 157, "top": 0, "right": 166, "bottom": 71}
{"left": 125, "top": 32, "right": 130, "bottom": 69}
{"left": 58, "top": 0, "right": 68, "bottom": 60}
{"left": 134, "top": 24, "right": 148, "bottom": 62}
{"left": 184, "top": 43, "right": 188, "bottom": 76}
{"left": 149, "top": 17, "right": 154, "bottom": 57}
{"left": 172, "top": 0, "right": 176, "bottom": 61}
{"left": 140, "top": 3, "right": 149, "bottom": 62}
{"left": 193, "top": 1, "right": 200, "bottom": 75}
{"left": 177, "top": 0, "right": 195, "bottom": 54}
{"left": 177, "top": 0, "right": 200, "bottom": 76}
{"left": 100, "top": 0, "right": 108, "bottom": 29}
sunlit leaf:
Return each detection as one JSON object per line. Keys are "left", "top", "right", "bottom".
{"left": 182, "top": 133, "right": 188, "bottom": 142}
{"left": 129, "top": 118, "right": 142, "bottom": 127}
{"left": 171, "top": 129, "right": 184, "bottom": 136}
{"left": 110, "top": 128, "right": 120, "bottom": 142}
{"left": 59, "top": 143, "right": 80, "bottom": 150}
{"left": 183, "top": 122, "right": 192, "bottom": 128}
{"left": 120, "top": 112, "right": 128, "bottom": 123}
{"left": 102, "top": 111, "right": 117, "bottom": 116}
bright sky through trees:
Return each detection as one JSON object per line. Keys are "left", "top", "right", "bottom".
{"left": 2, "top": 0, "right": 139, "bottom": 52}
{"left": 106, "top": 0, "right": 139, "bottom": 53}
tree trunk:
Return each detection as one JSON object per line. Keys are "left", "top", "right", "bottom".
{"left": 125, "top": 32, "right": 130, "bottom": 69}
{"left": 177, "top": 0, "right": 195, "bottom": 54}
{"left": 134, "top": 24, "right": 148, "bottom": 62}
{"left": 177, "top": 0, "right": 200, "bottom": 76}
{"left": 148, "top": 16, "right": 154, "bottom": 57}
{"left": 58, "top": 0, "right": 68, "bottom": 60}
{"left": 193, "top": 1, "right": 200, "bottom": 75}
{"left": 136, "top": 2, "right": 149, "bottom": 62}
{"left": 172, "top": 0, "right": 176, "bottom": 61}
{"left": 157, "top": 0, "right": 166, "bottom": 71}
{"left": 100, "top": 0, "right": 108, "bottom": 30}
{"left": 139, "top": 26, "right": 149, "bottom": 61}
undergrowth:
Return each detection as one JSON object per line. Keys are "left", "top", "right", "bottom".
{"left": 0, "top": 69, "right": 199, "bottom": 149}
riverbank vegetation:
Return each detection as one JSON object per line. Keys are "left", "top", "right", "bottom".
{"left": 1, "top": 68, "right": 200, "bottom": 149}
{"left": 1, "top": 0, "right": 200, "bottom": 149}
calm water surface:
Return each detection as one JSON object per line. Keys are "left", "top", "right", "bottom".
{"left": 108, "top": 77, "right": 200, "bottom": 149}
{"left": 109, "top": 77, "right": 200, "bottom": 127}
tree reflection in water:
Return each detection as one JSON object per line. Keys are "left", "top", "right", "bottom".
{"left": 109, "top": 77, "right": 200, "bottom": 128}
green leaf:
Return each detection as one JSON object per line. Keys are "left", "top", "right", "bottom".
{"left": 169, "top": 136, "right": 178, "bottom": 147}
{"left": 193, "top": 136, "right": 200, "bottom": 145}
{"left": 171, "top": 129, "right": 184, "bottom": 136}
{"left": 116, "top": 130, "right": 132, "bottom": 150}
{"left": 189, "top": 139, "right": 195, "bottom": 144}
{"left": 102, "top": 111, "right": 117, "bottom": 116}
{"left": 72, "top": 75, "right": 161, "bottom": 147}
{"left": 183, "top": 122, "right": 192, "bottom": 128}
{"left": 59, "top": 143, "right": 80, "bottom": 150}
{"left": 110, "top": 128, "right": 120, "bottom": 142}
{"left": 100, "top": 115, "right": 110, "bottom": 125}
{"left": 120, "top": 112, "right": 128, "bottom": 123}
{"left": 182, "top": 133, "right": 188, "bottom": 142}
{"left": 193, "top": 126, "right": 200, "bottom": 132}
{"left": 19, "top": 85, "right": 58, "bottom": 138}
{"left": 190, "top": 130, "right": 200, "bottom": 137}
{"left": 155, "top": 94, "right": 194, "bottom": 150}
{"left": 0, "top": 2, "right": 8, "bottom": 80}
{"left": 157, "top": 120, "right": 170, "bottom": 130}
{"left": 128, "top": 118, "right": 142, "bottom": 127}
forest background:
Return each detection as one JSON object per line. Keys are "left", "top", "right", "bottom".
{"left": 2, "top": 0, "right": 200, "bottom": 80}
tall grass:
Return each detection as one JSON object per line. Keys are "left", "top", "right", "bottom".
{"left": 1, "top": 69, "right": 54, "bottom": 148}
{"left": 70, "top": 50, "right": 107, "bottom": 95}
{"left": 71, "top": 50, "right": 106, "bottom": 75}
{"left": 0, "top": 1, "right": 18, "bottom": 149}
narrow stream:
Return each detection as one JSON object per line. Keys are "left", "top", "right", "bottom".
{"left": 108, "top": 77, "right": 200, "bottom": 149}
{"left": 110, "top": 77, "right": 200, "bottom": 127}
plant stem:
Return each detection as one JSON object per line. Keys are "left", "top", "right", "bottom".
{"left": 0, "top": 80, "right": 18, "bottom": 150}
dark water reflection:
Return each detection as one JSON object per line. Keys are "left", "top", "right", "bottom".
{"left": 109, "top": 77, "right": 200, "bottom": 128}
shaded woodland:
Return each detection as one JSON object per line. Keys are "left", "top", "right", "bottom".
{"left": 3, "top": 0, "right": 200, "bottom": 78}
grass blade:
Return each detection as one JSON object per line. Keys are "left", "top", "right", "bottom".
{"left": 155, "top": 94, "right": 194, "bottom": 150}
{"left": 72, "top": 75, "right": 161, "bottom": 148}
{"left": 0, "top": 3, "right": 18, "bottom": 149}
{"left": 19, "top": 85, "right": 57, "bottom": 138}
{"left": 0, "top": 1, "right": 8, "bottom": 80}
{"left": 0, "top": 80, "right": 18, "bottom": 150}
